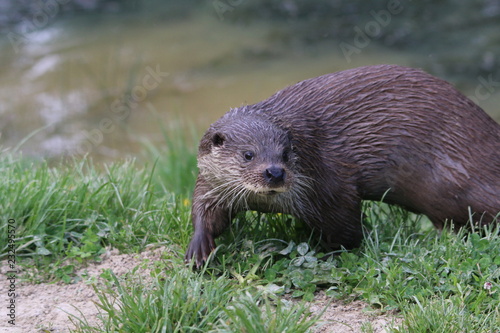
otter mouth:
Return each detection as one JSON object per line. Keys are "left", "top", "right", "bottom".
{"left": 263, "top": 190, "right": 279, "bottom": 196}
{"left": 254, "top": 188, "right": 287, "bottom": 196}
{"left": 244, "top": 183, "right": 288, "bottom": 196}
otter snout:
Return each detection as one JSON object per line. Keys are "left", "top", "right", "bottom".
{"left": 264, "top": 165, "right": 286, "bottom": 186}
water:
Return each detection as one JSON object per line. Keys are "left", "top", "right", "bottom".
{"left": 1, "top": 4, "right": 499, "bottom": 162}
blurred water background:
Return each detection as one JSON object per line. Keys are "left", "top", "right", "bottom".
{"left": 1, "top": 0, "right": 499, "bottom": 162}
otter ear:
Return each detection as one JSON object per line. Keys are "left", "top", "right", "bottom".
{"left": 199, "top": 130, "right": 224, "bottom": 155}
{"left": 212, "top": 132, "right": 225, "bottom": 147}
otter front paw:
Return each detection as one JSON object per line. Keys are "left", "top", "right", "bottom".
{"left": 185, "top": 231, "right": 216, "bottom": 268}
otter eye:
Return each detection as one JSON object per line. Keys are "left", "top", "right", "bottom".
{"left": 243, "top": 151, "right": 254, "bottom": 161}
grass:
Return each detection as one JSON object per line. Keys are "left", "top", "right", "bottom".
{"left": 0, "top": 151, "right": 191, "bottom": 282}
{"left": 70, "top": 266, "right": 321, "bottom": 333}
{"left": 140, "top": 114, "right": 200, "bottom": 196}
{"left": 1, "top": 132, "right": 499, "bottom": 331}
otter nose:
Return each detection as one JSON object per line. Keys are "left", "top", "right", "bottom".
{"left": 264, "top": 166, "right": 286, "bottom": 185}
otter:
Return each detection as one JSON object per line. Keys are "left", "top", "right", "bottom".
{"left": 185, "top": 64, "right": 500, "bottom": 267}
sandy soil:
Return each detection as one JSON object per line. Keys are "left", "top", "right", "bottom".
{"left": 0, "top": 248, "right": 400, "bottom": 333}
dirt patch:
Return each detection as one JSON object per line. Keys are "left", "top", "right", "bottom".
{"left": 1, "top": 248, "right": 400, "bottom": 332}
{"left": 0, "top": 247, "right": 165, "bottom": 333}
{"left": 307, "top": 293, "right": 400, "bottom": 332}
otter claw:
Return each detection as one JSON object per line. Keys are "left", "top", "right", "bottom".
{"left": 185, "top": 231, "right": 216, "bottom": 269}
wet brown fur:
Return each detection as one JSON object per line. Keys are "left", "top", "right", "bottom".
{"left": 185, "top": 64, "right": 500, "bottom": 267}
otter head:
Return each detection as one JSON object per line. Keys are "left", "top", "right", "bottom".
{"left": 197, "top": 114, "right": 297, "bottom": 208}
